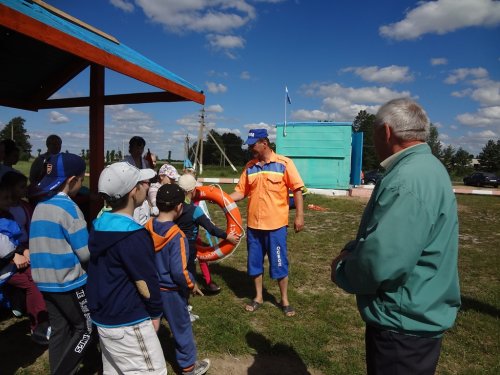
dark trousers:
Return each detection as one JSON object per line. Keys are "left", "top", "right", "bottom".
{"left": 43, "top": 287, "right": 94, "bottom": 375}
{"left": 365, "top": 325, "right": 442, "bottom": 375}
{"left": 161, "top": 290, "right": 196, "bottom": 371}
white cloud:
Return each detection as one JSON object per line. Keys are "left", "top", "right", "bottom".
{"left": 450, "top": 125, "right": 459, "bottom": 130}
{"left": 240, "top": 71, "right": 251, "bottom": 80}
{"left": 49, "top": 111, "right": 69, "bottom": 124}
{"left": 342, "top": 65, "right": 413, "bottom": 83}
{"left": 300, "top": 82, "right": 413, "bottom": 121}
{"left": 206, "top": 104, "right": 224, "bottom": 113}
{"left": 133, "top": 0, "right": 256, "bottom": 34}
{"left": 109, "top": 0, "right": 134, "bottom": 13}
{"left": 206, "top": 82, "right": 228, "bottom": 94}
{"left": 431, "top": 58, "right": 448, "bottom": 66}
{"left": 451, "top": 89, "right": 473, "bottom": 98}
{"left": 379, "top": 0, "right": 500, "bottom": 40}
{"left": 207, "top": 34, "right": 245, "bottom": 50}
{"left": 456, "top": 106, "right": 500, "bottom": 128}
{"left": 444, "top": 68, "right": 488, "bottom": 84}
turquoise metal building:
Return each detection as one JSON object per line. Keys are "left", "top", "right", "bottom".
{"left": 276, "top": 122, "right": 362, "bottom": 189}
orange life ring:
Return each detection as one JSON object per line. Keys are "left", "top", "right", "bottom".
{"left": 193, "top": 185, "right": 243, "bottom": 262}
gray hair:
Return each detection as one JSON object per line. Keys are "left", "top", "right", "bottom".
{"left": 374, "top": 98, "right": 430, "bottom": 142}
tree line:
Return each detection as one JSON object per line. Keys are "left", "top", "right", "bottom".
{"left": 2, "top": 115, "right": 499, "bottom": 175}
{"left": 353, "top": 110, "right": 500, "bottom": 175}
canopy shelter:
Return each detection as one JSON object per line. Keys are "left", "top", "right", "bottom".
{"left": 0, "top": 0, "right": 205, "bottom": 217}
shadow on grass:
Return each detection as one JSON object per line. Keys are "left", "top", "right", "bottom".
{"left": 210, "top": 263, "right": 278, "bottom": 306}
{"left": 460, "top": 295, "right": 500, "bottom": 318}
{"left": 246, "top": 331, "right": 312, "bottom": 375}
{"left": 0, "top": 317, "right": 47, "bottom": 374}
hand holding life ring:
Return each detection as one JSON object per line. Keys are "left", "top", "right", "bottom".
{"left": 193, "top": 185, "right": 244, "bottom": 262}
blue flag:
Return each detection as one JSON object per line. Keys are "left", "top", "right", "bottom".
{"left": 286, "top": 86, "right": 291, "bottom": 104}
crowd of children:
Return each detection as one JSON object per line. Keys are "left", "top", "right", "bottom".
{"left": 0, "top": 135, "right": 238, "bottom": 375}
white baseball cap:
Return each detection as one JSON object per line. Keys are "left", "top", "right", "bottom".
{"left": 98, "top": 162, "right": 156, "bottom": 199}
{"left": 178, "top": 174, "right": 197, "bottom": 192}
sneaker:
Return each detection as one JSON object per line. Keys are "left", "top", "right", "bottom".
{"left": 182, "top": 359, "right": 211, "bottom": 375}
{"left": 205, "top": 282, "right": 221, "bottom": 294}
{"left": 189, "top": 311, "right": 199, "bottom": 322}
{"left": 187, "top": 304, "right": 193, "bottom": 312}
{"left": 11, "top": 309, "right": 23, "bottom": 318}
{"left": 31, "top": 323, "right": 50, "bottom": 346}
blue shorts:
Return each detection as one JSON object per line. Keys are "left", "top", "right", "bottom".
{"left": 247, "top": 226, "right": 288, "bottom": 279}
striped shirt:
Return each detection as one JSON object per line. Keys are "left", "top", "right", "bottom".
{"left": 235, "top": 152, "right": 304, "bottom": 230}
{"left": 29, "top": 192, "right": 89, "bottom": 292}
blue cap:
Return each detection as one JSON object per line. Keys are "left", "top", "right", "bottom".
{"left": 245, "top": 129, "right": 268, "bottom": 145}
{"left": 37, "top": 153, "right": 86, "bottom": 194}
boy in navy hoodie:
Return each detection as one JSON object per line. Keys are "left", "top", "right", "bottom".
{"left": 145, "top": 184, "right": 210, "bottom": 375}
{"left": 87, "top": 162, "right": 166, "bottom": 374}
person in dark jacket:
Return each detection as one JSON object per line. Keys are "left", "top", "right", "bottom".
{"left": 87, "top": 161, "right": 167, "bottom": 374}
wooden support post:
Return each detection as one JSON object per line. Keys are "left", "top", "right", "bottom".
{"left": 89, "top": 64, "right": 105, "bottom": 220}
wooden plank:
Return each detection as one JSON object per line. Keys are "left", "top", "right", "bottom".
{"left": 32, "top": 0, "right": 119, "bottom": 44}
{"left": 0, "top": 5, "right": 205, "bottom": 104}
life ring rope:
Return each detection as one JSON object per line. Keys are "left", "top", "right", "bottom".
{"left": 194, "top": 184, "right": 245, "bottom": 262}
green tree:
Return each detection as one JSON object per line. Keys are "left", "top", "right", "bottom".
{"left": 440, "top": 145, "right": 455, "bottom": 172}
{"left": 106, "top": 150, "right": 110, "bottom": 163}
{"left": 353, "top": 110, "right": 378, "bottom": 171}
{"left": 0, "top": 117, "right": 32, "bottom": 160}
{"left": 427, "top": 124, "right": 442, "bottom": 159}
{"left": 452, "top": 147, "right": 473, "bottom": 175}
{"left": 478, "top": 139, "right": 500, "bottom": 173}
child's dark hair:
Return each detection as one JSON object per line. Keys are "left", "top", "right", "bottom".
{"left": 1, "top": 171, "right": 27, "bottom": 187}
{"left": 99, "top": 193, "right": 128, "bottom": 211}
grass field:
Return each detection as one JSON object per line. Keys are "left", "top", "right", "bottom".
{"left": 1, "top": 161, "right": 499, "bottom": 374}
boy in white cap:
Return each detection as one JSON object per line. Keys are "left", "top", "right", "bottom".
{"left": 86, "top": 162, "right": 167, "bottom": 374}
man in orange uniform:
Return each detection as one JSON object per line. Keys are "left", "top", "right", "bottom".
{"left": 230, "top": 129, "right": 304, "bottom": 317}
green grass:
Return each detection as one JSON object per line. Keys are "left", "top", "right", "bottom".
{"left": 2, "top": 162, "right": 499, "bottom": 374}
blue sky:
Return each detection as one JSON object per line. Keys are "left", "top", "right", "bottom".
{"left": 1, "top": 0, "right": 499, "bottom": 160}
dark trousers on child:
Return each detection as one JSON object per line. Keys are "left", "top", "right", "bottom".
{"left": 365, "top": 325, "right": 442, "bottom": 375}
{"left": 43, "top": 286, "right": 94, "bottom": 375}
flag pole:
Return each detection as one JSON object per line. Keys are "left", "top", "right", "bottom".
{"left": 284, "top": 86, "right": 288, "bottom": 137}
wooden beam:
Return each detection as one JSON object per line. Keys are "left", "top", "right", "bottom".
{"left": 34, "top": 91, "right": 189, "bottom": 109}
{"left": 32, "top": 0, "right": 120, "bottom": 44}
{"left": 32, "top": 60, "right": 89, "bottom": 104}
{"left": 89, "top": 64, "right": 105, "bottom": 220}
{"left": 0, "top": 4, "right": 205, "bottom": 105}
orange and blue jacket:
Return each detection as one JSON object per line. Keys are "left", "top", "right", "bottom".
{"left": 144, "top": 219, "right": 194, "bottom": 292}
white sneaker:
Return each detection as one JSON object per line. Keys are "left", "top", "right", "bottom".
{"left": 182, "top": 359, "right": 210, "bottom": 375}
{"left": 189, "top": 311, "right": 199, "bottom": 322}
{"left": 187, "top": 305, "right": 193, "bottom": 312}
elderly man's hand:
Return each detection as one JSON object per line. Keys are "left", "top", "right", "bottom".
{"left": 330, "top": 250, "right": 349, "bottom": 284}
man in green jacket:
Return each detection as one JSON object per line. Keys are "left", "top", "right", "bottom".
{"left": 331, "top": 98, "right": 460, "bottom": 375}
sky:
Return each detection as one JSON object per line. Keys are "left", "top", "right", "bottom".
{"left": 1, "top": 0, "right": 499, "bottom": 160}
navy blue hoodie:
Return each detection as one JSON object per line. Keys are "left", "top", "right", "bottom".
{"left": 87, "top": 212, "right": 162, "bottom": 327}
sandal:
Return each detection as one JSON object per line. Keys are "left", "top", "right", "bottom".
{"left": 245, "top": 300, "right": 262, "bottom": 312}
{"left": 281, "top": 304, "right": 296, "bottom": 317}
